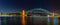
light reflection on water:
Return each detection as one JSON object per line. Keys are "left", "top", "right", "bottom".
{"left": 49, "top": 17, "right": 58, "bottom": 25}
{"left": 0, "top": 16, "right": 59, "bottom": 25}
{"left": 0, "top": 16, "right": 21, "bottom": 25}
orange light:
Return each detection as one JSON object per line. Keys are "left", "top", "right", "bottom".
{"left": 51, "top": 12, "right": 54, "bottom": 25}
{"left": 52, "top": 12, "right": 54, "bottom": 17}
{"left": 21, "top": 10, "right": 26, "bottom": 25}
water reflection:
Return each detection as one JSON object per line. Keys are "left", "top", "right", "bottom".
{"left": 0, "top": 16, "right": 59, "bottom": 25}
{"left": 1, "top": 16, "right": 21, "bottom": 25}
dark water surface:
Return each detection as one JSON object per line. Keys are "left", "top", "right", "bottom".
{"left": 0, "top": 16, "right": 59, "bottom": 25}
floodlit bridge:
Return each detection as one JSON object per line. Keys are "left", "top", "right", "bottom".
{"left": 26, "top": 8, "right": 58, "bottom": 17}
{"left": 0, "top": 8, "right": 58, "bottom": 17}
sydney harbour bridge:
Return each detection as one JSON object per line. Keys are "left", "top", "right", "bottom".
{"left": 0, "top": 8, "right": 59, "bottom": 25}
{"left": 26, "top": 8, "right": 58, "bottom": 25}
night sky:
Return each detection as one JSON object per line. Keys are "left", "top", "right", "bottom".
{"left": 0, "top": 0, "right": 59, "bottom": 13}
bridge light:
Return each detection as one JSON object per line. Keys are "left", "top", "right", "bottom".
{"left": 51, "top": 12, "right": 54, "bottom": 25}
{"left": 21, "top": 10, "right": 26, "bottom": 25}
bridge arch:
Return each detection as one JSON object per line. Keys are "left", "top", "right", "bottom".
{"left": 26, "top": 8, "right": 58, "bottom": 17}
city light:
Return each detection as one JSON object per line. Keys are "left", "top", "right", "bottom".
{"left": 21, "top": 10, "right": 26, "bottom": 25}
{"left": 51, "top": 12, "right": 54, "bottom": 25}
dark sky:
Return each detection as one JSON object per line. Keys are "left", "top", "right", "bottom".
{"left": 0, "top": 0, "right": 59, "bottom": 13}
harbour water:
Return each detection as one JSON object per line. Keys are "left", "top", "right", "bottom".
{"left": 0, "top": 16, "right": 59, "bottom": 25}
{"left": 1, "top": 16, "right": 21, "bottom": 25}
